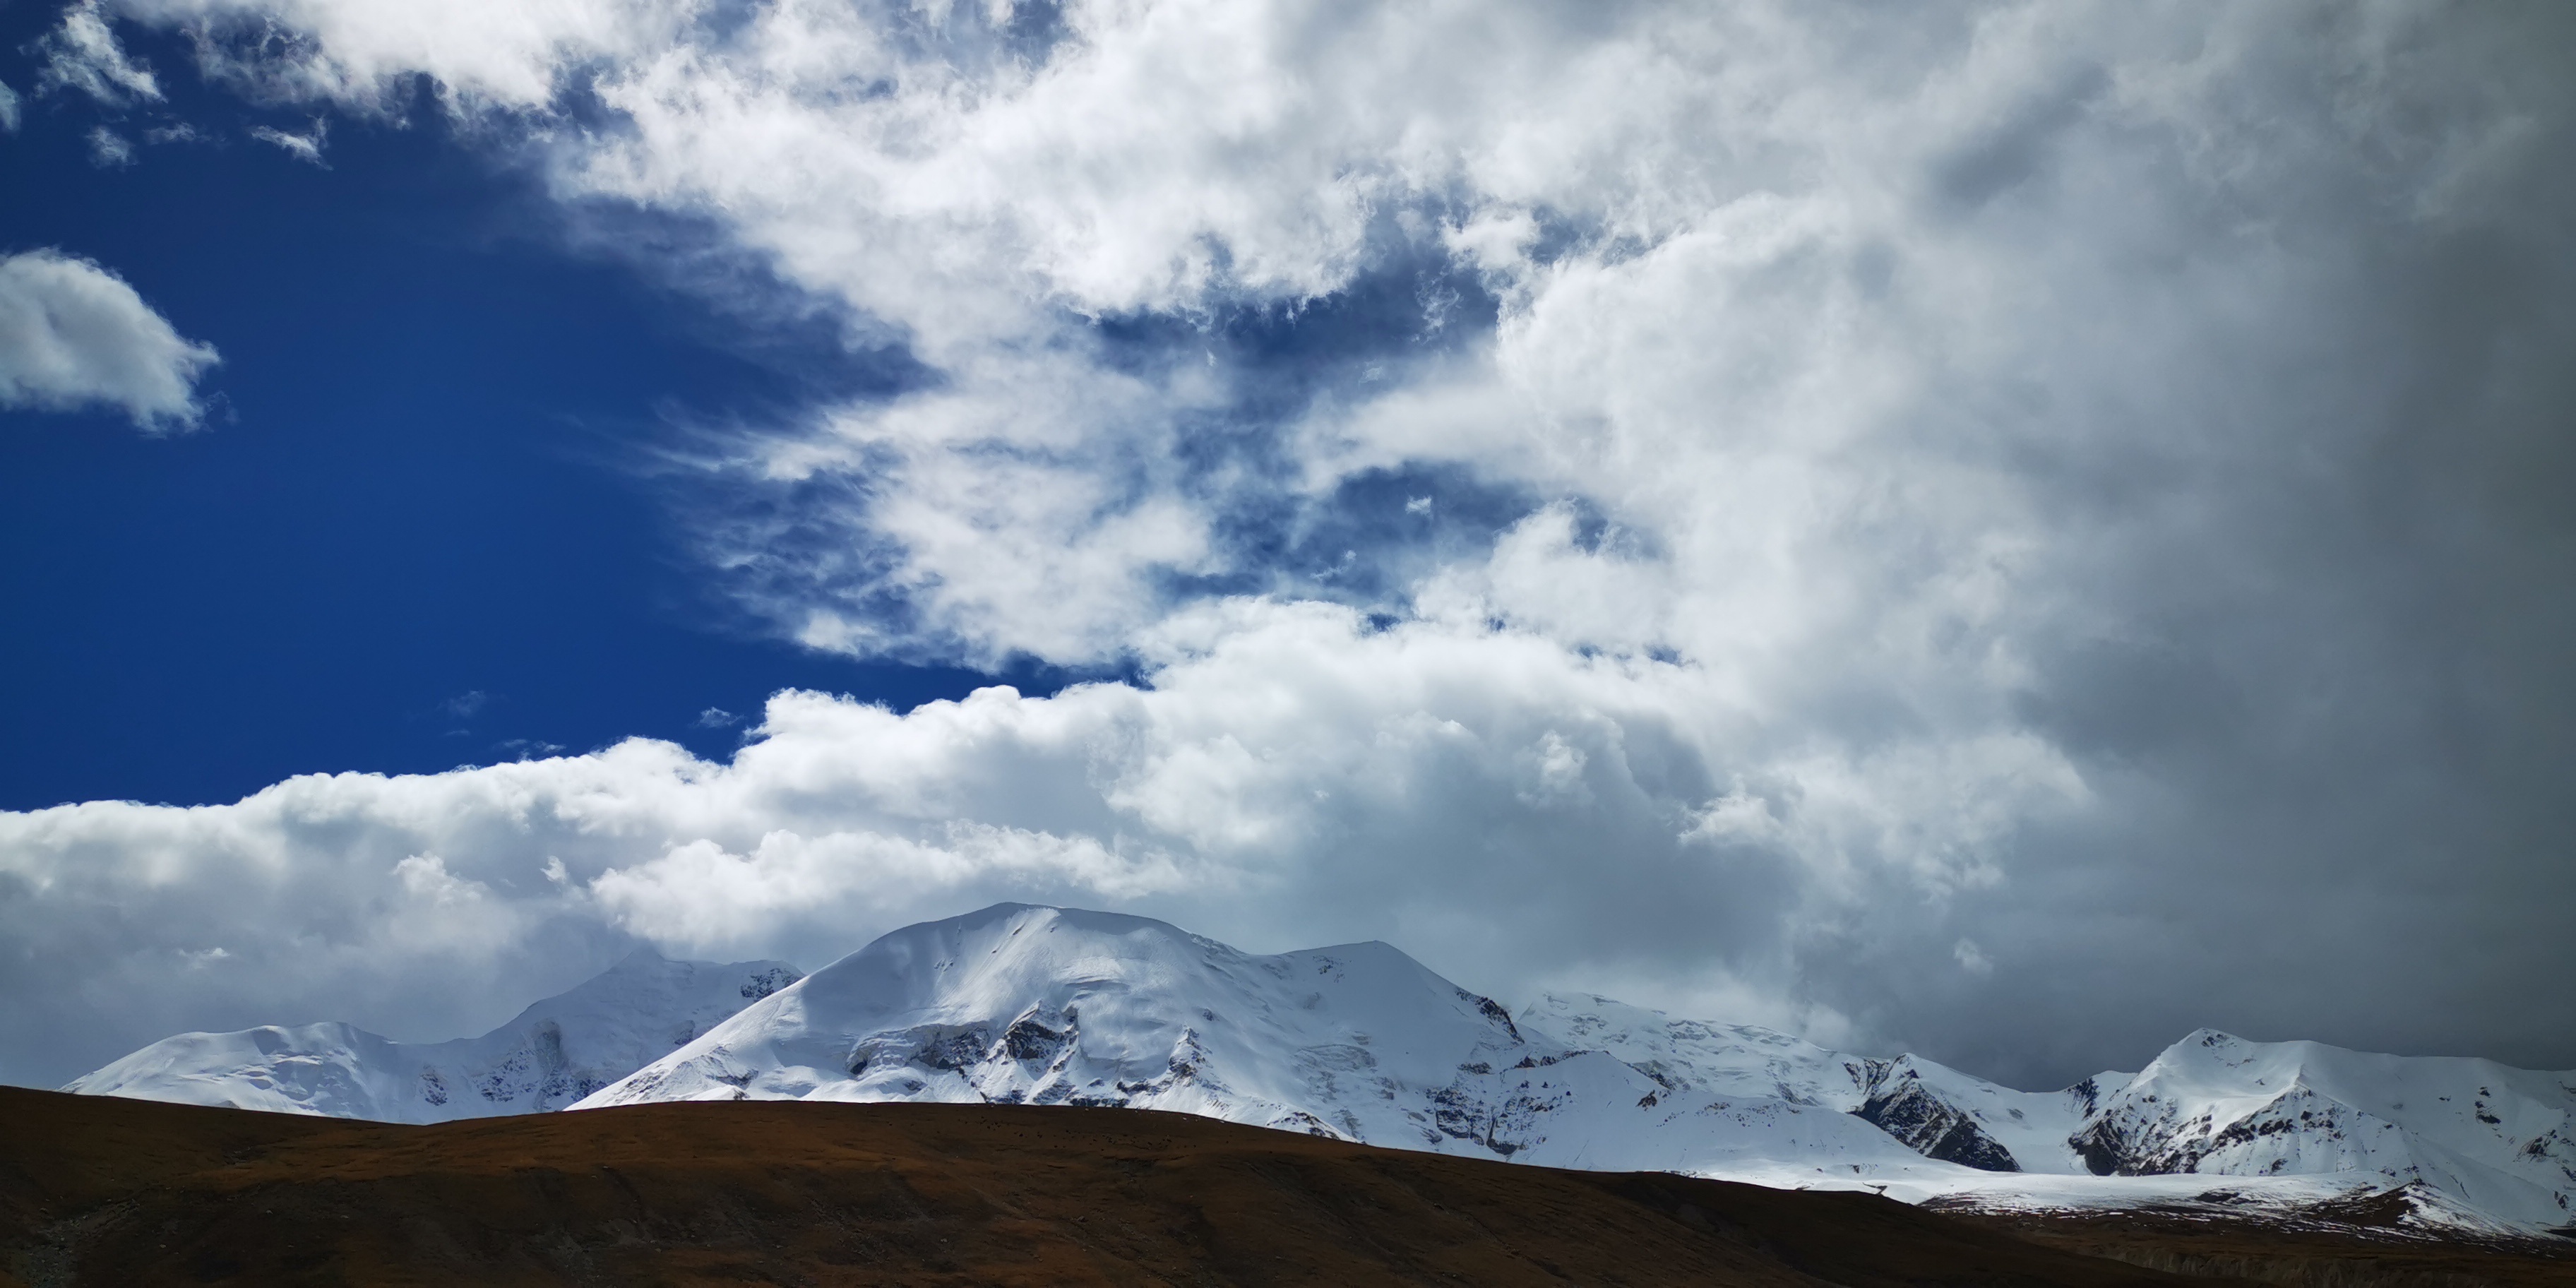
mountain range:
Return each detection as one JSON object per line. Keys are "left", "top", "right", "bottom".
{"left": 67, "top": 950, "right": 801, "bottom": 1122}
{"left": 64, "top": 903, "right": 2576, "bottom": 1236}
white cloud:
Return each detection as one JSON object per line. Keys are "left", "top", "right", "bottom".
{"left": 0, "top": 80, "right": 22, "bottom": 133}
{"left": 0, "top": 604, "right": 2068, "bottom": 1083}
{"left": 85, "top": 125, "right": 137, "bottom": 166}
{"left": 436, "top": 690, "right": 489, "bottom": 720}
{"left": 37, "top": 0, "right": 162, "bottom": 105}
{"left": 8, "top": 0, "right": 2574, "bottom": 1086}
{"left": 0, "top": 249, "right": 220, "bottom": 429}
{"left": 731, "top": 347, "right": 1232, "bottom": 663}
{"left": 590, "top": 823, "right": 1184, "bottom": 948}
{"left": 248, "top": 120, "right": 326, "bottom": 165}
{"left": 122, "top": 0, "right": 693, "bottom": 109}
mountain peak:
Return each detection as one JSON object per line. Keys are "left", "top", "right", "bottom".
{"left": 69, "top": 954, "right": 806, "bottom": 1123}
{"left": 579, "top": 907, "right": 1547, "bottom": 1149}
{"left": 612, "top": 944, "right": 671, "bottom": 968}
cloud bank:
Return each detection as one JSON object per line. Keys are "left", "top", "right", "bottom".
{"left": 4, "top": 0, "right": 2572, "bottom": 1088}
{"left": 0, "top": 249, "right": 220, "bottom": 429}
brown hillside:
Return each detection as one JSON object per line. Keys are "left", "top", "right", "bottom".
{"left": 1, "top": 1084, "right": 2243, "bottom": 1287}
{"left": 1952, "top": 1200, "right": 2576, "bottom": 1288}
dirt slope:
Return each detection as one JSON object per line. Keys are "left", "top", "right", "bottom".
{"left": 1, "top": 1084, "right": 2238, "bottom": 1287}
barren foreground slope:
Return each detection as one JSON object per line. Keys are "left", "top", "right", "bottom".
{"left": 0, "top": 1085, "right": 2218, "bottom": 1287}
{"left": 0, "top": 1087, "right": 2556, "bottom": 1287}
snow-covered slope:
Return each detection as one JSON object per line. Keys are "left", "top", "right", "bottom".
{"left": 574, "top": 905, "right": 1935, "bottom": 1175}
{"left": 1519, "top": 993, "right": 2576, "bottom": 1232}
{"left": 1514, "top": 992, "right": 2113, "bottom": 1174}
{"left": 67, "top": 950, "right": 801, "bottom": 1123}
{"left": 578, "top": 907, "right": 2576, "bottom": 1234}
{"left": 2069, "top": 1029, "right": 2576, "bottom": 1230}
{"left": 1514, "top": 991, "right": 1870, "bottom": 1108}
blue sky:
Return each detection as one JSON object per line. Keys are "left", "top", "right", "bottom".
{"left": 1, "top": 0, "right": 2572, "bottom": 1092}
{"left": 0, "top": 8, "right": 1021, "bottom": 810}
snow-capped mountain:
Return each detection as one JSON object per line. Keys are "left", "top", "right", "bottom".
{"left": 70, "top": 902, "right": 2576, "bottom": 1235}
{"left": 2065, "top": 1029, "right": 2576, "bottom": 1231}
{"left": 1513, "top": 992, "right": 2111, "bottom": 1174}
{"left": 66, "top": 950, "right": 801, "bottom": 1123}
{"left": 1525, "top": 991, "right": 2576, "bottom": 1232}
{"left": 575, "top": 905, "right": 2575, "bottom": 1234}
{"left": 574, "top": 905, "right": 1929, "bottom": 1174}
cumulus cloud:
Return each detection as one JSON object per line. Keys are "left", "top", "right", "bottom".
{"left": 6, "top": 0, "right": 2573, "bottom": 1088}
{"left": 0, "top": 607, "right": 2043, "bottom": 1083}
{"left": 0, "top": 80, "right": 21, "bottom": 133}
{"left": 0, "top": 249, "right": 220, "bottom": 429}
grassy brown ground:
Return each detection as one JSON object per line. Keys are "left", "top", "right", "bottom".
{"left": 0, "top": 1085, "right": 2246, "bottom": 1287}
{"left": 18, "top": 1090, "right": 2568, "bottom": 1288}
{"left": 46, "top": 1088, "right": 2568, "bottom": 1288}
{"left": 1948, "top": 1197, "right": 2576, "bottom": 1288}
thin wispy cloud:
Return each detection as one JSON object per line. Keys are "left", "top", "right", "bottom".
{"left": 437, "top": 691, "right": 490, "bottom": 721}
{"left": 247, "top": 121, "right": 324, "bottom": 166}
{"left": 82, "top": 124, "right": 130, "bottom": 166}
{"left": 33, "top": 0, "right": 159, "bottom": 105}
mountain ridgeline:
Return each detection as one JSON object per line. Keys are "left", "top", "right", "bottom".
{"left": 66, "top": 904, "right": 2576, "bottom": 1236}
{"left": 67, "top": 950, "right": 802, "bottom": 1123}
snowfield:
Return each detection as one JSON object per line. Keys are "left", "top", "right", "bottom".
{"left": 70, "top": 904, "right": 2576, "bottom": 1234}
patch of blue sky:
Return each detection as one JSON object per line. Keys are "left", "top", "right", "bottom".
{"left": 0, "top": 12, "right": 1049, "bottom": 810}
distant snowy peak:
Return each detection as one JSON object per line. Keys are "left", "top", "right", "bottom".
{"left": 1514, "top": 994, "right": 2099, "bottom": 1175}
{"left": 2070, "top": 1029, "right": 2576, "bottom": 1230}
{"left": 67, "top": 950, "right": 801, "bottom": 1123}
{"left": 580, "top": 909, "right": 1970, "bottom": 1187}
{"left": 1520, "top": 995, "right": 2576, "bottom": 1229}
{"left": 578, "top": 904, "right": 1554, "bottom": 1154}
